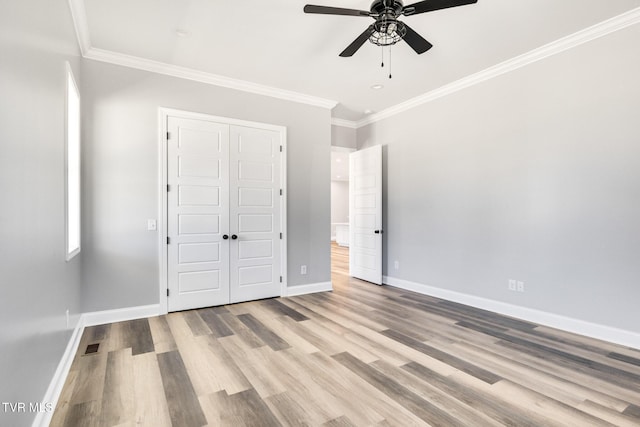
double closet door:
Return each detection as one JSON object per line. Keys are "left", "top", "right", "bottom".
{"left": 167, "top": 116, "right": 282, "bottom": 312}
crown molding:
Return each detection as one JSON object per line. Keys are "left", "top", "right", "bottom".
{"left": 67, "top": 0, "right": 91, "bottom": 55}
{"left": 357, "top": 6, "right": 640, "bottom": 128}
{"left": 84, "top": 48, "right": 338, "bottom": 109}
{"left": 331, "top": 118, "right": 358, "bottom": 128}
{"left": 67, "top": 1, "right": 337, "bottom": 110}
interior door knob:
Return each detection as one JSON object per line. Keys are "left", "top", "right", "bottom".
{"left": 374, "top": 230, "right": 382, "bottom": 234}
{"left": 222, "top": 234, "right": 229, "bottom": 240}
{"left": 231, "top": 234, "right": 238, "bottom": 240}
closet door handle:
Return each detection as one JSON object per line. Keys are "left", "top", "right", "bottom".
{"left": 231, "top": 234, "right": 238, "bottom": 240}
{"left": 222, "top": 234, "right": 229, "bottom": 240}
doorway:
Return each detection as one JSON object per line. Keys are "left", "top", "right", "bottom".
{"left": 330, "top": 147, "right": 354, "bottom": 286}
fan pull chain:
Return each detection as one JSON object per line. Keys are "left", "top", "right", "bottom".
{"left": 389, "top": 47, "right": 392, "bottom": 79}
{"left": 381, "top": 47, "right": 384, "bottom": 68}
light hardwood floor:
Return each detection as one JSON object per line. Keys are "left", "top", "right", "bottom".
{"left": 51, "top": 243, "right": 640, "bottom": 426}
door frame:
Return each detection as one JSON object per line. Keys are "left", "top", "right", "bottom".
{"left": 158, "top": 107, "right": 288, "bottom": 314}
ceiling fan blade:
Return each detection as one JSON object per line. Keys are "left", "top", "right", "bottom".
{"left": 339, "top": 26, "right": 375, "bottom": 57}
{"left": 402, "top": 23, "right": 433, "bottom": 54}
{"left": 304, "top": 5, "right": 371, "bottom": 17}
{"left": 403, "top": 0, "right": 477, "bottom": 16}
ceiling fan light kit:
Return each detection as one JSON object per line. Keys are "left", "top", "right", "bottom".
{"left": 304, "top": 0, "right": 477, "bottom": 77}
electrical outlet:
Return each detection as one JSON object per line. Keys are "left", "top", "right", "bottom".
{"left": 517, "top": 281, "right": 525, "bottom": 292}
{"left": 300, "top": 265, "right": 307, "bottom": 275}
{"left": 147, "top": 219, "right": 157, "bottom": 231}
{"left": 508, "top": 279, "right": 516, "bottom": 291}
{"left": 394, "top": 261, "right": 399, "bottom": 270}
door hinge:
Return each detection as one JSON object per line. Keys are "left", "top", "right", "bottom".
{"left": 167, "top": 289, "right": 170, "bottom": 297}
{"left": 166, "top": 237, "right": 170, "bottom": 244}
{"left": 279, "top": 232, "right": 282, "bottom": 239}
{"left": 167, "top": 184, "right": 170, "bottom": 192}
{"left": 279, "top": 276, "right": 282, "bottom": 283}
{"left": 166, "top": 131, "right": 171, "bottom": 140}
{"left": 279, "top": 145, "right": 283, "bottom": 152}
{"left": 279, "top": 189, "right": 283, "bottom": 196}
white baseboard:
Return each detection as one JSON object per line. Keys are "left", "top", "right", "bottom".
{"left": 383, "top": 275, "right": 640, "bottom": 350}
{"left": 32, "top": 317, "right": 85, "bottom": 427}
{"left": 285, "top": 281, "right": 333, "bottom": 297}
{"left": 83, "top": 304, "right": 161, "bottom": 327}
{"left": 33, "top": 304, "right": 161, "bottom": 427}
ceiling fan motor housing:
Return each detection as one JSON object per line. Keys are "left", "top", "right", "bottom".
{"left": 370, "top": 0, "right": 404, "bottom": 16}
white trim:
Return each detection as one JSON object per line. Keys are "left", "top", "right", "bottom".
{"left": 357, "top": 7, "right": 640, "bottom": 128}
{"left": 65, "top": 62, "right": 81, "bottom": 262}
{"left": 66, "top": 0, "right": 91, "bottom": 55}
{"left": 279, "top": 128, "right": 288, "bottom": 297}
{"left": 331, "top": 118, "right": 358, "bottom": 129}
{"left": 285, "top": 281, "right": 333, "bottom": 297}
{"left": 82, "top": 304, "right": 161, "bottom": 327}
{"left": 84, "top": 48, "right": 337, "bottom": 110}
{"left": 159, "top": 108, "right": 287, "bottom": 312}
{"left": 32, "top": 318, "right": 84, "bottom": 427}
{"left": 331, "top": 146, "right": 356, "bottom": 153}
{"left": 158, "top": 110, "right": 169, "bottom": 315}
{"left": 383, "top": 275, "right": 640, "bottom": 350}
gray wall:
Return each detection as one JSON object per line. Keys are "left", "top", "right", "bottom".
{"left": 358, "top": 24, "right": 640, "bottom": 333}
{"left": 0, "top": 1, "right": 83, "bottom": 426}
{"left": 331, "top": 124, "right": 357, "bottom": 149}
{"left": 81, "top": 60, "right": 331, "bottom": 311}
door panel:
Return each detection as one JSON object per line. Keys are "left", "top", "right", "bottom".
{"left": 229, "top": 125, "right": 281, "bottom": 303}
{"left": 349, "top": 145, "right": 382, "bottom": 284}
{"left": 168, "top": 117, "right": 230, "bottom": 311}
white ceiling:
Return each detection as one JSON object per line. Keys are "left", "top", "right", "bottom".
{"left": 81, "top": 0, "right": 640, "bottom": 121}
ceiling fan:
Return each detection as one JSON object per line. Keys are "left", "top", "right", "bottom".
{"left": 304, "top": 0, "right": 477, "bottom": 57}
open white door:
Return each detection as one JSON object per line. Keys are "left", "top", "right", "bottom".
{"left": 349, "top": 145, "right": 382, "bottom": 284}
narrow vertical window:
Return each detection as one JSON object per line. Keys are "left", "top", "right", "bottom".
{"left": 66, "top": 64, "right": 81, "bottom": 260}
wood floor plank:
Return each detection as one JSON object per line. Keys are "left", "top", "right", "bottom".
{"left": 198, "top": 334, "right": 253, "bottom": 395}
{"left": 217, "top": 311, "right": 265, "bottom": 348}
{"left": 183, "top": 310, "right": 213, "bottom": 337}
{"left": 381, "top": 328, "right": 502, "bottom": 384}
{"left": 333, "top": 352, "right": 466, "bottom": 427}
{"left": 156, "top": 350, "right": 207, "bottom": 427}
{"left": 261, "top": 298, "right": 309, "bottom": 321}
{"left": 623, "top": 403, "right": 640, "bottom": 419}
{"left": 50, "top": 242, "right": 640, "bottom": 426}
{"left": 100, "top": 348, "right": 135, "bottom": 427}
{"left": 165, "top": 312, "right": 225, "bottom": 396}
{"left": 147, "top": 315, "right": 177, "bottom": 354}
{"left": 49, "top": 370, "right": 78, "bottom": 427}
{"left": 237, "top": 313, "right": 290, "bottom": 351}
{"left": 69, "top": 351, "right": 108, "bottom": 405}
{"left": 577, "top": 400, "right": 640, "bottom": 427}
{"left": 132, "top": 352, "right": 172, "bottom": 427}
{"left": 217, "top": 335, "right": 288, "bottom": 398}
{"left": 370, "top": 359, "right": 501, "bottom": 427}
{"left": 196, "top": 307, "right": 234, "bottom": 338}
{"left": 63, "top": 401, "right": 101, "bottom": 427}
{"left": 402, "top": 361, "right": 561, "bottom": 427}
{"left": 125, "top": 318, "right": 155, "bottom": 356}
{"left": 265, "top": 391, "right": 320, "bottom": 427}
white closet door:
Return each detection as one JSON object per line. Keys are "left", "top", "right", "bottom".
{"left": 349, "top": 145, "right": 382, "bottom": 284}
{"left": 167, "top": 117, "right": 230, "bottom": 311}
{"left": 229, "top": 125, "right": 281, "bottom": 303}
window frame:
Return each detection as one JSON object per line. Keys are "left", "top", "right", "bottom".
{"left": 65, "top": 63, "right": 81, "bottom": 261}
